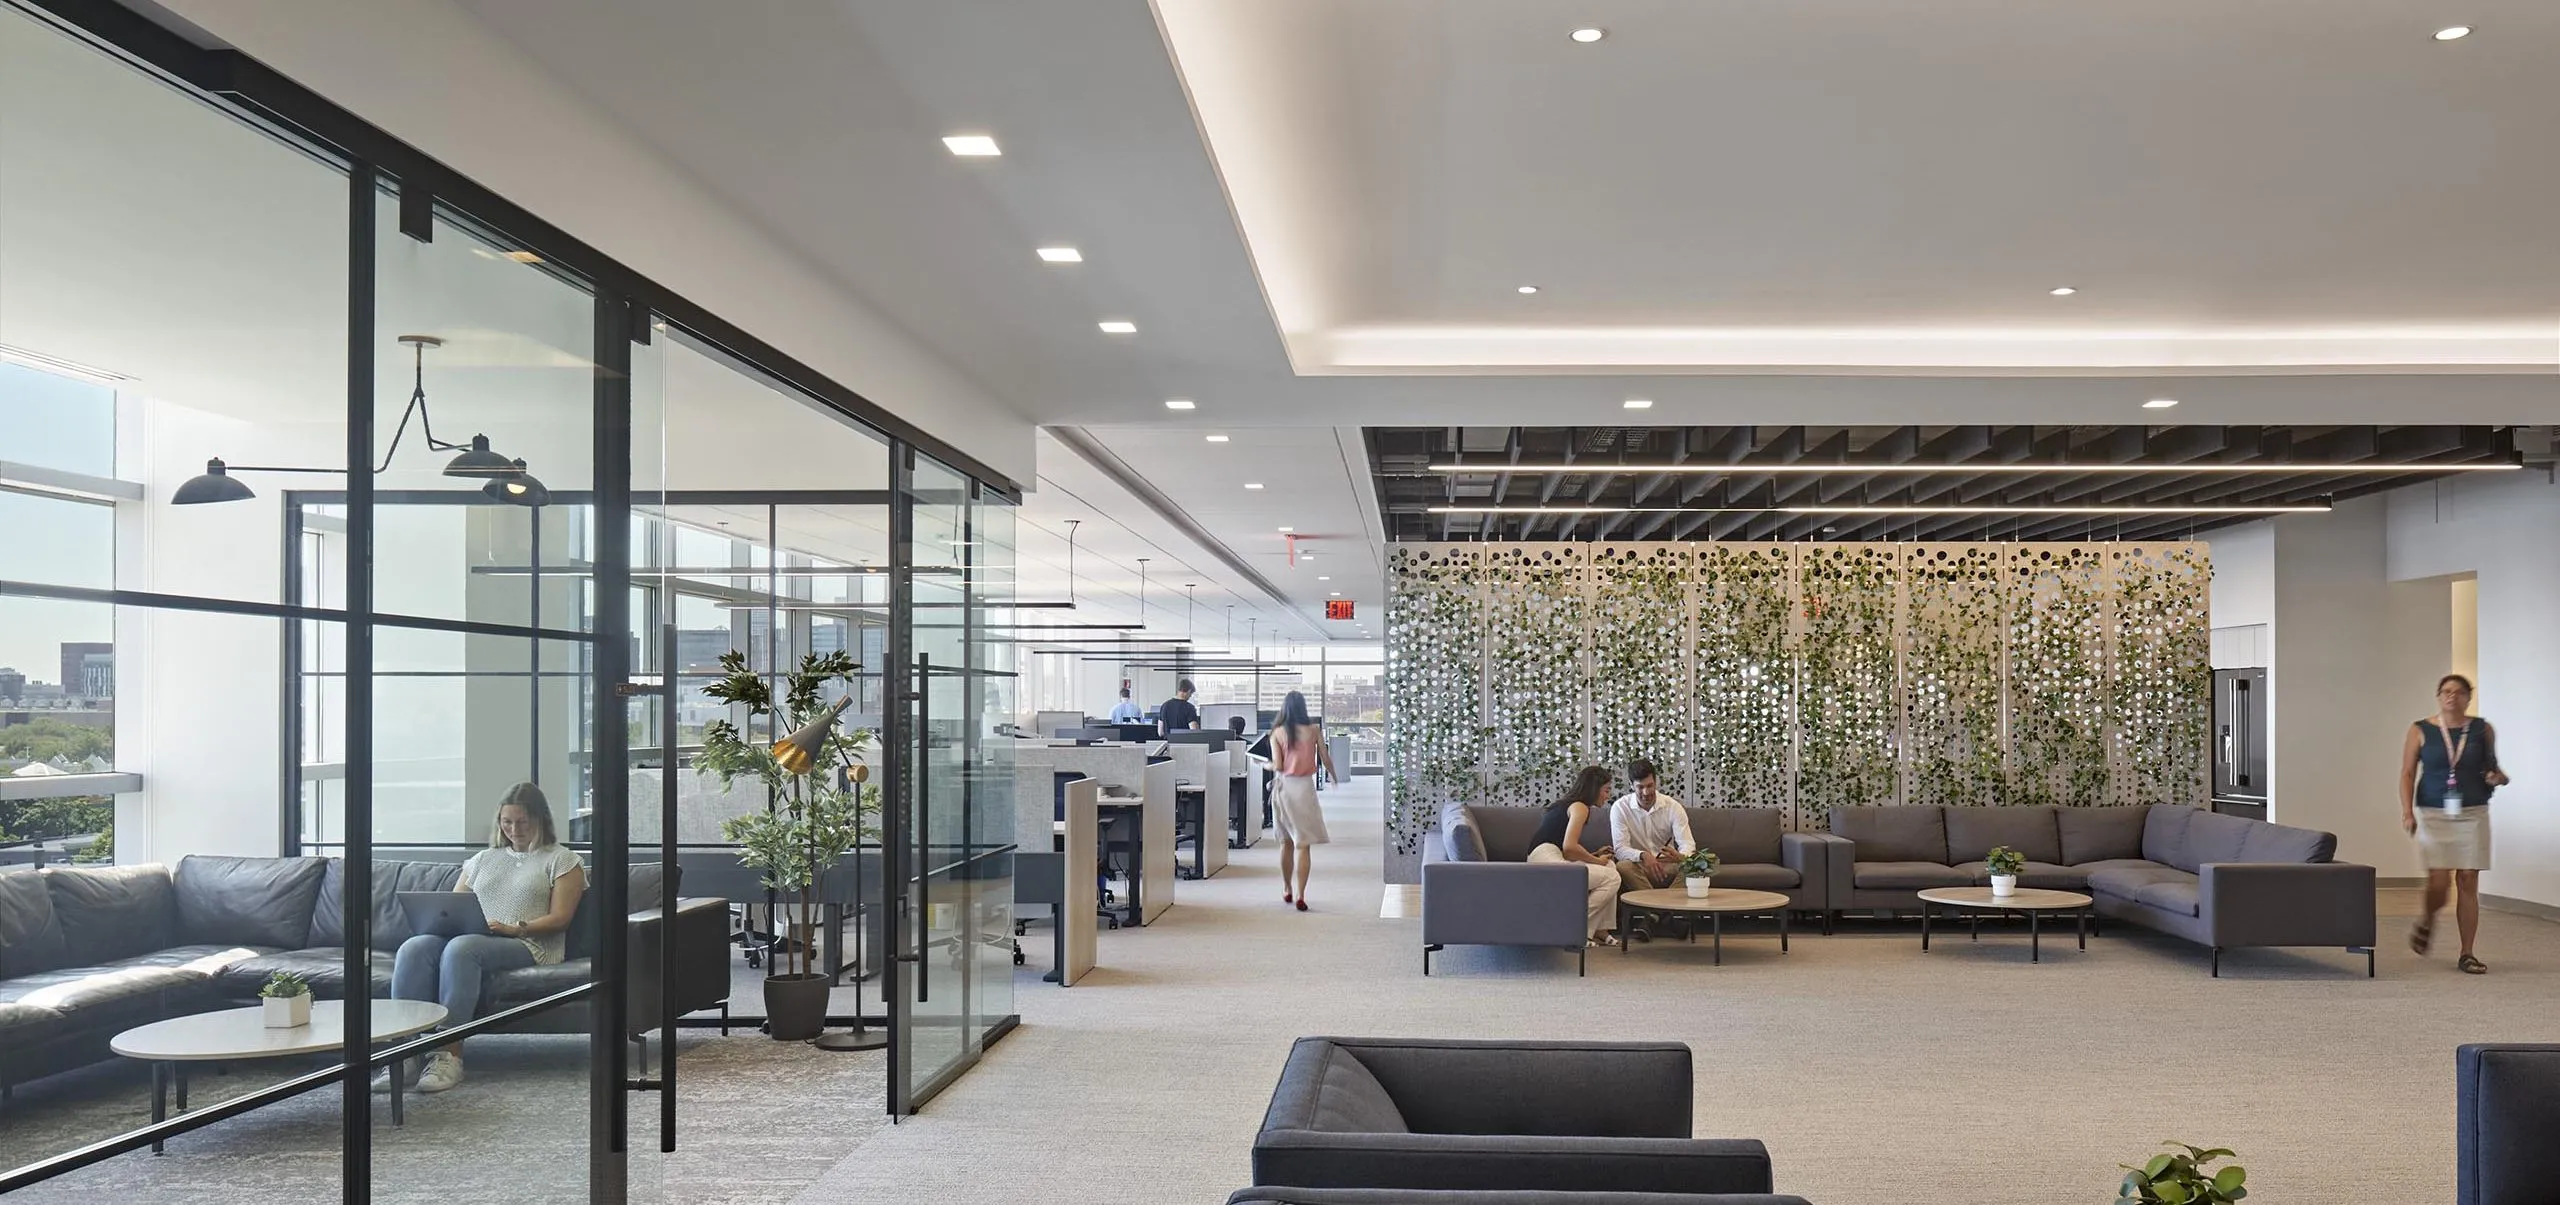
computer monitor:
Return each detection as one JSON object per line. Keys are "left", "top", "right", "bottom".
{"left": 1035, "top": 710, "right": 1084, "bottom": 740}
{"left": 1166, "top": 730, "right": 1227, "bottom": 747}
{"left": 1111, "top": 723, "right": 1159, "bottom": 743}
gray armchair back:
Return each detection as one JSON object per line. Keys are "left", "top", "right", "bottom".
{"left": 2458, "top": 1043, "right": 2560, "bottom": 1205}
{"left": 1228, "top": 1191, "right": 1812, "bottom": 1205}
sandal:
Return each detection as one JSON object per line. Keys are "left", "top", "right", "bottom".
{"left": 2458, "top": 954, "right": 2487, "bottom": 975}
{"left": 1588, "top": 933, "right": 1620, "bottom": 948}
{"left": 2410, "top": 922, "right": 2433, "bottom": 956}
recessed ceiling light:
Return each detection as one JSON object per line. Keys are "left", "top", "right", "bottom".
{"left": 1244, "top": 483, "right": 1265, "bottom": 490}
{"left": 1205, "top": 434, "right": 1230, "bottom": 443}
{"left": 2049, "top": 286, "right": 2077, "bottom": 296}
{"left": 1318, "top": 575, "right": 1331, "bottom": 581}
{"left": 1164, "top": 399, "right": 1195, "bottom": 410}
{"left": 1037, "top": 247, "right": 1083, "bottom": 263}
{"left": 1277, "top": 526, "right": 1293, "bottom": 532}
{"left": 1302, "top": 553, "right": 1315, "bottom": 559}
{"left": 1329, "top": 591, "right": 1341, "bottom": 597}
{"left": 1570, "top": 27, "right": 1606, "bottom": 43}
{"left": 1623, "top": 399, "right": 1654, "bottom": 410}
{"left": 2144, "top": 398, "right": 2180, "bottom": 409}
{"left": 942, "top": 134, "right": 1001, "bottom": 157}
{"left": 1517, "top": 285, "right": 1540, "bottom": 295}
{"left": 1098, "top": 320, "right": 1137, "bottom": 334}
{"left": 2434, "top": 25, "right": 2472, "bottom": 40}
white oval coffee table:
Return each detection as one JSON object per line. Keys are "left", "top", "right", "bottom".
{"left": 113, "top": 999, "right": 447, "bottom": 1151}
{"left": 1617, "top": 887, "right": 1793, "bottom": 966}
{"left": 1915, "top": 886, "right": 2093, "bottom": 962}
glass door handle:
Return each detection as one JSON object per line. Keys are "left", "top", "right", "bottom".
{"left": 913, "top": 654, "right": 931, "bottom": 1002}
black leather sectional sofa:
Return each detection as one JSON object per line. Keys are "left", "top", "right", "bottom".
{"left": 0, "top": 855, "right": 727, "bottom": 1093}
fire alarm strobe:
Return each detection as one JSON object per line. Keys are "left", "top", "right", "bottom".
{"left": 1325, "top": 600, "right": 1355, "bottom": 621}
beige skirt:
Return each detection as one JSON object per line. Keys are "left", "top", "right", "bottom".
{"left": 1272, "top": 774, "right": 1329, "bottom": 845}
{"left": 2415, "top": 808, "right": 2492, "bottom": 871}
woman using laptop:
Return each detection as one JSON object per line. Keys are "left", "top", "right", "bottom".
{"left": 383, "top": 782, "right": 586, "bottom": 1094}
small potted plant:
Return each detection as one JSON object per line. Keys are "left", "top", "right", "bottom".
{"left": 1677, "top": 848, "right": 1721, "bottom": 898}
{"left": 2120, "top": 1142, "right": 2246, "bottom": 1203}
{"left": 259, "top": 970, "right": 312, "bottom": 1028}
{"left": 1985, "top": 845, "right": 2025, "bottom": 897}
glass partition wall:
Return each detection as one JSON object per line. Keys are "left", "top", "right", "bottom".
{"left": 0, "top": 1, "right": 1023, "bottom": 1198}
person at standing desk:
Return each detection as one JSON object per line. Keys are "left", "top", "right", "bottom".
{"left": 1158, "top": 679, "right": 1200, "bottom": 735}
{"left": 1107, "top": 688, "right": 1144, "bottom": 725}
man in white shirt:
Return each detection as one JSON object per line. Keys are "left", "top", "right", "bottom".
{"left": 1107, "top": 689, "right": 1144, "bottom": 725}
{"left": 1608, "top": 758, "right": 1695, "bottom": 900}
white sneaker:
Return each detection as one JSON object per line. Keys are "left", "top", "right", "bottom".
{"left": 370, "top": 1061, "right": 418, "bottom": 1095}
{"left": 416, "top": 1051, "right": 464, "bottom": 1094}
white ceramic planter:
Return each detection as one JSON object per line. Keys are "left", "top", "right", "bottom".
{"left": 1684, "top": 876, "right": 1713, "bottom": 899}
{"left": 1990, "top": 874, "right": 2018, "bottom": 897}
{"left": 263, "top": 993, "right": 311, "bottom": 1028}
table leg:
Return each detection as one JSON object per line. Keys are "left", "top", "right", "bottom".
{"left": 175, "top": 1064, "right": 188, "bottom": 1111}
{"left": 1712, "top": 913, "right": 1724, "bottom": 967}
{"left": 2079, "top": 907, "right": 2088, "bottom": 951}
{"left": 392, "top": 1056, "right": 405, "bottom": 1126}
{"left": 1921, "top": 900, "right": 1932, "bottom": 952}
{"left": 1780, "top": 906, "right": 1790, "bottom": 954}
{"left": 2030, "top": 908, "right": 2042, "bottom": 962}
{"left": 1620, "top": 906, "right": 1633, "bottom": 956}
{"left": 151, "top": 1062, "right": 166, "bottom": 1155}
{"left": 1969, "top": 911, "right": 1979, "bottom": 942}
{"left": 1045, "top": 903, "right": 1064, "bottom": 984}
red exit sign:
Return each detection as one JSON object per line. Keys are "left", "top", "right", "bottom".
{"left": 1325, "top": 599, "right": 1356, "bottom": 621}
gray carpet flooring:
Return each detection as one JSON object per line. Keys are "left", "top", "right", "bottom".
{"left": 795, "top": 779, "right": 2560, "bottom": 1204}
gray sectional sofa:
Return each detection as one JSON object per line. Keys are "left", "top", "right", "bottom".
{"left": 1826, "top": 804, "right": 2376, "bottom": 976}
{"left": 1421, "top": 804, "right": 1835, "bottom": 974}
{"left": 0, "top": 854, "right": 728, "bottom": 1093}
{"left": 2457, "top": 1043, "right": 2560, "bottom": 1205}
{"left": 1253, "top": 1037, "right": 1786, "bottom": 1198}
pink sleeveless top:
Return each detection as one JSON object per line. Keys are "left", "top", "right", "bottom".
{"left": 1274, "top": 725, "right": 1321, "bottom": 777}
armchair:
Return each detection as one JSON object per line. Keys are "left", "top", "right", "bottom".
{"left": 2457, "top": 1043, "right": 2560, "bottom": 1205}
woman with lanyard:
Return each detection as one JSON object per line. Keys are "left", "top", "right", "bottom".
{"left": 2398, "top": 674, "right": 2507, "bottom": 974}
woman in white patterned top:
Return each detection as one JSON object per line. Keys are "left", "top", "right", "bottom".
{"left": 380, "top": 782, "right": 586, "bottom": 1095}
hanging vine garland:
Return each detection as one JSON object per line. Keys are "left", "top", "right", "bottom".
{"left": 1385, "top": 545, "right": 1482, "bottom": 857}
{"left": 2107, "top": 544, "right": 2211, "bottom": 807}
{"left": 1590, "top": 544, "right": 1693, "bottom": 799}
{"left": 2008, "top": 546, "right": 2111, "bottom": 807}
{"left": 1905, "top": 545, "right": 2008, "bottom": 810}
{"left": 1796, "top": 544, "right": 1903, "bottom": 828}
{"left": 1693, "top": 544, "right": 1798, "bottom": 818}
{"left": 1481, "top": 544, "right": 1589, "bottom": 808}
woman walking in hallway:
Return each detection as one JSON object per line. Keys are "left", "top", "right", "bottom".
{"left": 1270, "top": 690, "right": 1336, "bottom": 911}
{"left": 2401, "top": 673, "right": 2506, "bottom": 974}
{"left": 1527, "top": 765, "right": 1624, "bottom": 947}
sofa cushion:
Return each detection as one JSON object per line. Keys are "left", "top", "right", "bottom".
{"left": 1700, "top": 863, "right": 1801, "bottom": 891}
{"left": 1830, "top": 806, "right": 1948, "bottom": 864}
{"left": 1463, "top": 806, "right": 1550, "bottom": 863}
{"left": 2087, "top": 864, "right": 2196, "bottom": 902}
{"left": 2057, "top": 805, "right": 2152, "bottom": 864}
{"left": 564, "top": 862, "right": 668, "bottom": 962}
{"left": 1942, "top": 806, "right": 2063, "bottom": 866}
{"left": 0, "top": 959, "right": 215, "bottom": 1020}
{"left": 487, "top": 959, "right": 593, "bottom": 1006}
{"left": 1310, "top": 1046, "right": 1409, "bottom": 1134}
{"left": 1853, "top": 861, "right": 1974, "bottom": 890}
{"left": 1952, "top": 860, "right": 2083, "bottom": 890}
{"left": 2239, "top": 819, "right": 2336, "bottom": 864}
{"left": 214, "top": 948, "right": 394, "bottom": 1000}
{"left": 1440, "top": 805, "right": 1488, "bottom": 862}
{"left": 312, "top": 858, "right": 468, "bottom": 949}
{"left": 0, "top": 870, "right": 67, "bottom": 978}
{"left": 43, "top": 863, "right": 176, "bottom": 963}
{"left": 2070, "top": 858, "right": 2162, "bottom": 879}
{"left": 0, "top": 1001, "right": 59, "bottom": 1038}
{"left": 2137, "top": 879, "right": 2203, "bottom": 917}
{"left": 2142, "top": 806, "right": 2199, "bottom": 872}
{"left": 1687, "top": 807, "right": 1783, "bottom": 866}
{"left": 175, "top": 855, "right": 328, "bottom": 950}
{"left": 2182, "top": 810, "right": 2256, "bottom": 866}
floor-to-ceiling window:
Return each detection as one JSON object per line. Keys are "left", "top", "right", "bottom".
{"left": 0, "top": 0, "right": 1024, "bottom": 1196}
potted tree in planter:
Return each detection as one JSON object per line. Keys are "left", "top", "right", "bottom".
{"left": 1985, "top": 845, "right": 2025, "bottom": 897}
{"left": 2120, "top": 1142, "right": 2246, "bottom": 1203}
{"left": 699, "top": 649, "right": 879, "bottom": 1042}
{"left": 259, "top": 970, "right": 312, "bottom": 1028}
{"left": 1676, "top": 847, "right": 1721, "bottom": 898}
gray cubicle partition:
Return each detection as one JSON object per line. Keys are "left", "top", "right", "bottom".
{"left": 1197, "top": 749, "right": 1231, "bottom": 878}
{"left": 1140, "top": 759, "right": 1177, "bottom": 925}
{"left": 1229, "top": 738, "right": 1264, "bottom": 848}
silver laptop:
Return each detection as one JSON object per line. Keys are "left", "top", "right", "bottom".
{"left": 397, "top": 891, "right": 489, "bottom": 938}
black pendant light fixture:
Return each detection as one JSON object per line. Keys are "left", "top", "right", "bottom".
{"left": 171, "top": 334, "right": 542, "bottom": 505}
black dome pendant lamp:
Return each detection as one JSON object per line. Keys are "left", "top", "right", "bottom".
{"left": 171, "top": 334, "right": 542, "bottom": 505}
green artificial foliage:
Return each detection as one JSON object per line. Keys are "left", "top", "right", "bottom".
{"left": 1796, "top": 546, "right": 1900, "bottom": 828}
{"left": 258, "top": 970, "right": 311, "bottom": 999}
{"left": 699, "top": 649, "right": 878, "bottom": 981}
{"left": 1482, "top": 545, "right": 1586, "bottom": 807}
{"left": 1984, "top": 845, "right": 2026, "bottom": 876}
{"left": 1387, "top": 546, "right": 1485, "bottom": 855}
{"left": 1591, "top": 546, "right": 1692, "bottom": 796}
{"left": 1906, "top": 546, "right": 2007, "bottom": 810}
{"left": 1693, "top": 545, "right": 1795, "bottom": 816}
{"left": 1675, "top": 847, "right": 1721, "bottom": 879}
{"left": 2009, "top": 548, "right": 2112, "bottom": 807}
{"left": 2119, "top": 1143, "right": 2247, "bottom": 1203}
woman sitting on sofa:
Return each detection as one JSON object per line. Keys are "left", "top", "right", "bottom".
{"left": 381, "top": 782, "right": 586, "bottom": 1095}
{"left": 1527, "top": 765, "right": 1624, "bottom": 947}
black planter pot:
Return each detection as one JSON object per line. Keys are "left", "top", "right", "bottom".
{"left": 763, "top": 973, "right": 830, "bottom": 1041}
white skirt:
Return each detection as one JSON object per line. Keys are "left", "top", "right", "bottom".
{"left": 1272, "top": 774, "right": 1329, "bottom": 845}
{"left": 2416, "top": 808, "right": 2492, "bottom": 871}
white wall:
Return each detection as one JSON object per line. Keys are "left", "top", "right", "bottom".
{"left": 2385, "top": 472, "right": 2560, "bottom": 908}
{"left": 151, "top": 0, "right": 1033, "bottom": 487}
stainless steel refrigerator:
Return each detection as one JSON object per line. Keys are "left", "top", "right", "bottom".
{"left": 2212, "top": 667, "right": 2268, "bottom": 819}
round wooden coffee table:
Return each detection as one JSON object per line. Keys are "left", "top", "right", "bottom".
{"left": 112, "top": 999, "right": 447, "bottom": 1152}
{"left": 1616, "top": 887, "right": 1793, "bottom": 965}
{"left": 1916, "top": 886, "right": 2093, "bottom": 962}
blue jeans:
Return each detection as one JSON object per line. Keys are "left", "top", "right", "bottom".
{"left": 391, "top": 933, "right": 535, "bottom": 1027}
